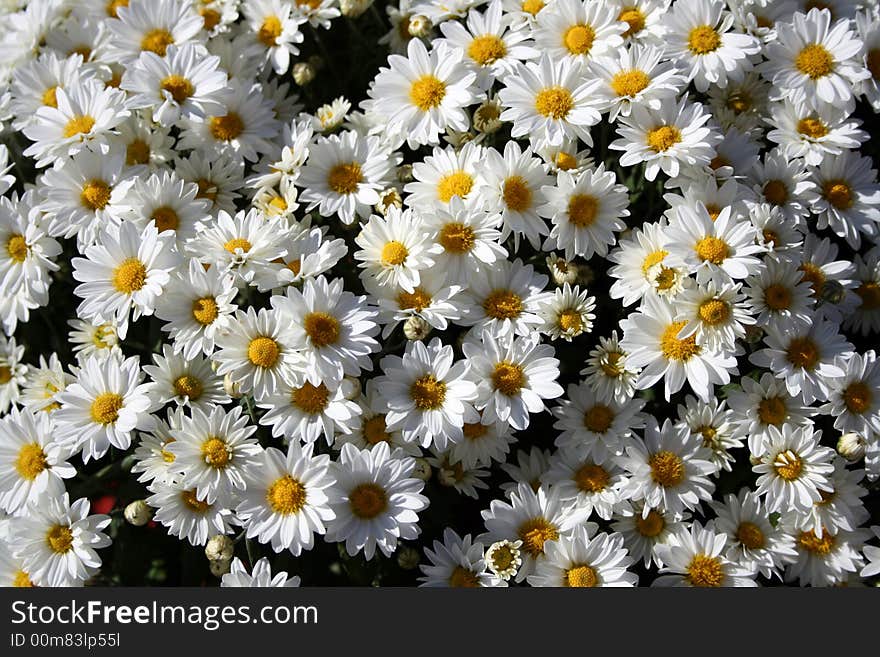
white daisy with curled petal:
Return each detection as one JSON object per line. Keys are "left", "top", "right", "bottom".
{"left": 222, "top": 557, "right": 301, "bottom": 587}
{"left": 529, "top": 525, "right": 638, "bottom": 587}
{"left": 581, "top": 330, "right": 641, "bottom": 404}
{"left": 327, "top": 442, "right": 429, "bottom": 559}
{"left": 71, "top": 220, "right": 177, "bottom": 340}
{"left": 54, "top": 355, "right": 153, "bottom": 463}
{"left": 257, "top": 378, "right": 361, "bottom": 446}
{"left": 375, "top": 337, "right": 479, "bottom": 450}
{"left": 21, "top": 353, "right": 74, "bottom": 416}
{"left": 236, "top": 443, "right": 336, "bottom": 556}
{"left": 653, "top": 522, "right": 757, "bottom": 587}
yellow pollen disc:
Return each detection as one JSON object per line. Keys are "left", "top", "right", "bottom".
{"left": 1, "top": 366, "right": 14, "bottom": 384}
{"left": 63, "top": 114, "right": 95, "bottom": 139}
{"left": 649, "top": 450, "right": 685, "bottom": 487}
{"left": 491, "top": 361, "right": 526, "bottom": 396}
{"left": 449, "top": 566, "right": 481, "bottom": 587}
{"left": 555, "top": 151, "right": 578, "bottom": 171}
{"left": 698, "top": 298, "right": 729, "bottom": 325}
{"left": 583, "top": 404, "right": 614, "bottom": 433}
{"left": 687, "top": 25, "right": 721, "bottom": 55}
{"left": 502, "top": 176, "right": 532, "bottom": 212}
{"left": 201, "top": 437, "right": 230, "bottom": 468}
{"left": 462, "top": 422, "right": 488, "bottom": 440}
{"left": 160, "top": 74, "right": 194, "bottom": 104}
{"left": 292, "top": 381, "right": 330, "bottom": 414}
{"left": 46, "top": 525, "right": 74, "bottom": 554}
{"left": 786, "top": 336, "right": 819, "bottom": 370}
{"left": 762, "top": 229, "right": 779, "bottom": 246}
{"left": 686, "top": 554, "right": 724, "bottom": 587}
{"left": 797, "top": 116, "right": 828, "bottom": 139}
{"left": 635, "top": 510, "right": 665, "bottom": 537}
{"left": 795, "top": 43, "right": 834, "bottom": 79}
{"left": 112, "top": 257, "right": 147, "bottom": 293}
{"left": 868, "top": 49, "right": 880, "bottom": 81}
{"left": 488, "top": 544, "right": 516, "bottom": 571}
{"left": 247, "top": 336, "right": 280, "bottom": 369}
{"left": 224, "top": 237, "right": 252, "bottom": 254}
{"left": 567, "top": 193, "right": 599, "bottom": 227}
{"left": 151, "top": 206, "right": 179, "bottom": 232}
{"left": 160, "top": 442, "right": 176, "bottom": 463}
{"left": 173, "top": 375, "right": 203, "bottom": 400}
{"left": 437, "top": 171, "right": 474, "bottom": 203}
{"left": 483, "top": 289, "right": 523, "bottom": 320}
{"left": 381, "top": 240, "right": 409, "bottom": 266}
{"left": 518, "top": 517, "right": 558, "bottom": 557}
{"left": 641, "top": 249, "right": 668, "bottom": 275}
{"left": 349, "top": 482, "right": 388, "bottom": 519}
{"left": 126, "top": 139, "right": 150, "bottom": 166}
{"left": 521, "top": 0, "right": 544, "bottom": 16}
{"left": 564, "top": 564, "right": 598, "bottom": 587}
{"left": 562, "top": 24, "right": 595, "bottom": 55}
{"left": 660, "top": 321, "right": 700, "bottom": 362}
{"left": 410, "top": 374, "right": 447, "bottom": 410}
{"left": 92, "top": 325, "right": 114, "bottom": 349}
{"left": 396, "top": 287, "right": 432, "bottom": 311}
{"left": 42, "top": 85, "right": 58, "bottom": 108}
{"left": 611, "top": 69, "right": 650, "bottom": 97}
{"left": 558, "top": 309, "right": 582, "bottom": 333}
{"left": 326, "top": 161, "right": 362, "bottom": 194}
{"left": 106, "top": 0, "right": 128, "bottom": 18}
{"left": 181, "top": 489, "right": 210, "bottom": 513}
{"left": 209, "top": 113, "right": 244, "bottom": 141}
{"left": 699, "top": 425, "right": 718, "bottom": 448}
{"left": 694, "top": 236, "right": 729, "bottom": 264}
{"left": 843, "top": 381, "right": 872, "bottom": 415}
{"left": 196, "top": 178, "right": 218, "bottom": 202}
{"left": 618, "top": 7, "right": 645, "bottom": 37}
{"left": 798, "top": 529, "right": 834, "bottom": 555}
{"left": 6, "top": 235, "right": 27, "bottom": 263}
{"left": 773, "top": 449, "right": 803, "bottom": 481}
{"left": 141, "top": 28, "right": 174, "bottom": 56}
{"left": 725, "top": 90, "right": 752, "bottom": 114}
{"left": 763, "top": 179, "right": 789, "bottom": 206}
{"left": 192, "top": 296, "right": 219, "bottom": 325}
{"left": 266, "top": 475, "right": 308, "bottom": 514}
{"left": 303, "top": 311, "right": 340, "bottom": 348}
{"left": 15, "top": 443, "right": 48, "bottom": 481}
{"left": 534, "top": 86, "right": 574, "bottom": 119}
{"left": 258, "top": 15, "right": 282, "bottom": 47}
{"left": 736, "top": 521, "right": 765, "bottom": 550}
{"left": 600, "top": 351, "right": 625, "bottom": 377}
{"left": 646, "top": 125, "right": 681, "bottom": 152}
{"left": 822, "top": 179, "right": 854, "bottom": 210}
{"left": 363, "top": 415, "right": 390, "bottom": 444}
{"left": 764, "top": 283, "right": 792, "bottom": 310}
{"left": 709, "top": 155, "right": 729, "bottom": 171}
{"left": 468, "top": 34, "right": 507, "bottom": 66}
{"left": 13, "top": 570, "right": 35, "bottom": 587}
{"left": 200, "top": 7, "right": 221, "bottom": 30}
{"left": 758, "top": 396, "right": 786, "bottom": 426}
{"left": 80, "top": 179, "right": 112, "bottom": 211}
{"left": 438, "top": 222, "right": 476, "bottom": 254}
{"left": 857, "top": 281, "right": 880, "bottom": 310}
{"left": 574, "top": 463, "right": 609, "bottom": 493}
{"left": 409, "top": 75, "right": 446, "bottom": 111}
{"left": 296, "top": 0, "right": 323, "bottom": 9}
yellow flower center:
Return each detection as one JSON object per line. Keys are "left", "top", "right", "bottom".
{"left": 437, "top": 171, "right": 474, "bottom": 203}
{"left": 660, "top": 321, "right": 700, "bottom": 362}
{"left": 160, "top": 74, "right": 194, "bottom": 104}
{"left": 488, "top": 543, "right": 517, "bottom": 571}
{"left": 90, "top": 392, "right": 123, "bottom": 425}
{"left": 635, "top": 510, "right": 665, "bottom": 537}
{"left": 363, "top": 415, "right": 390, "bottom": 445}
{"left": 327, "top": 162, "right": 362, "bottom": 194}
{"left": 764, "top": 284, "right": 792, "bottom": 310}
{"left": 266, "top": 475, "right": 308, "bottom": 514}
{"left": 247, "top": 336, "right": 280, "bottom": 369}
{"left": 797, "top": 116, "right": 828, "bottom": 139}
{"left": 564, "top": 564, "right": 598, "bottom": 587}
{"left": 449, "top": 566, "right": 481, "bottom": 587}
{"left": 763, "top": 179, "right": 789, "bottom": 206}
{"left": 798, "top": 262, "right": 825, "bottom": 296}
{"left": 725, "top": 90, "right": 752, "bottom": 114}
{"left": 694, "top": 236, "right": 729, "bottom": 264}
{"left": 258, "top": 15, "right": 282, "bottom": 46}
{"left": 192, "top": 296, "right": 219, "bottom": 325}
{"left": 12, "top": 570, "right": 35, "bottom": 587}
{"left": 574, "top": 463, "right": 609, "bottom": 493}
{"left": 567, "top": 193, "right": 599, "bottom": 227}
{"left": 736, "top": 521, "right": 765, "bottom": 550}
{"left": 557, "top": 309, "right": 582, "bottom": 333}
{"left": 563, "top": 24, "right": 595, "bottom": 55}
{"left": 698, "top": 298, "right": 729, "bottom": 325}
{"left": 380, "top": 240, "right": 409, "bottom": 266}
{"left": 349, "top": 482, "right": 388, "bottom": 519}
{"left": 15, "top": 443, "right": 48, "bottom": 481}
{"left": 224, "top": 237, "right": 252, "bottom": 253}
{"left": 798, "top": 529, "right": 834, "bottom": 555}
{"left": 80, "top": 179, "right": 111, "bottom": 211}
{"left": 687, "top": 25, "right": 721, "bottom": 55}
{"left": 396, "top": 287, "right": 432, "bottom": 311}
{"left": 843, "top": 381, "right": 872, "bottom": 414}
{"left": 534, "top": 86, "right": 574, "bottom": 119}
{"left": 63, "top": 114, "right": 95, "bottom": 139}
{"left": 6, "top": 235, "right": 27, "bottom": 263}
{"left": 822, "top": 179, "right": 854, "bottom": 210}
{"left": 209, "top": 113, "right": 244, "bottom": 141}
{"left": 196, "top": 178, "right": 218, "bottom": 202}
{"left": 303, "top": 311, "right": 340, "bottom": 347}
{"left": 518, "top": 517, "right": 558, "bottom": 557}
{"left": 292, "top": 381, "right": 330, "bottom": 414}
{"left": 521, "top": 0, "right": 544, "bottom": 15}
{"left": 786, "top": 336, "right": 819, "bottom": 370}
{"left": 773, "top": 449, "right": 803, "bottom": 481}
{"left": 200, "top": 7, "right": 221, "bottom": 30}
{"left": 491, "top": 361, "right": 526, "bottom": 396}
{"left": 483, "top": 289, "right": 522, "bottom": 319}
{"left": 201, "top": 437, "right": 230, "bottom": 468}
{"left": 583, "top": 404, "right": 614, "bottom": 433}
{"left": 151, "top": 206, "right": 179, "bottom": 233}
{"left": 599, "top": 351, "right": 625, "bottom": 377}
{"left": 46, "top": 525, "right": 74, "bottom": 554}
{"left": 641, "top": 249, "right": 668, "bottom": 275}
{"left": 42, "top": 85, "right": 58, "bottom": 108}
{"left": 409, "top": 75, "right": 446, "bottom": 111}
{"left": 618, "top": 7, "right": 645, "bottom": 37}
{"left": 857, "top": 281, "right": 880, "bottom": 310}
{"left": 463, "top": 422, "right": 488, "bottom": 440}
{"left": 795, "top": 43, "right": 834, "bottom": 79}
{"left": 502, "top": 175, "right": 532, "bottom": 212}
{"left": 646, "top": 125, "right": 681, "bottom": 152}
{"left": 409, "top": 374, "right": 447, "bottom": 410}
{"left": 112, "top": 258, "right": 147, "bottom": 293}
{"left": 181, "top": 489, "right": 210, "bottom": 513}
{"left": 126, "top": 139, "right": 151, "bottom": 166}
{"left": 610, "top": 69, "right": 651, "bottom": 97}
{"left": 555, "top": 151, "right": 578, "bottom": 171}
{"left": 758, "top": 396, "right": 787, "bottom": 426}
{"left": 686, "top": 554, "right": 724, "bottom": 587}
{"left": 468, "top": 34, "right": 507, "bottom": 66}
{"left": 649, "top": 450, "right": 685, "bottom": 487}
{"left": 173, "top": 375, "right": 203, "bottom": 400}
{"left": 438, "top": 222, "right": 476, "bottom": 254}
{"left": 141, "top": 28, "right": 174, "bottom": 56}
{"left": 867, "top": 49, "right": 880, "bottom": 81}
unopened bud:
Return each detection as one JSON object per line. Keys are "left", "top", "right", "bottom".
{"left": 308, "top": 55, "right": 324, "bottom": 71}
{"left": 375, "top": 187, "right": 403, "bottom": 215}
{"left": 210, "top": 558, "right": 232, "bottom": 577}
{"left": 403, "top": 316, "right": 431, "bottom": 341}
{"left": 124, "top": 500, "right": 151, "bottom": 526}
{"left": 340, "top": 0, "right": 372, "bottom": 17}
{"left": 408, "top": 15, "right": 431, "bottom": 38}
{"left": 744, "top": 324, "right": 764, "bottom": 345}
{"left": 292, "top": 62, "right": 316, "bottom": 87}
{"left": 838, "top": 432, "right": 866, "bottom": 462}
{"left": 820, "top": 280, "right": 846, "bottom": 305}
{"left": 205, "top": 534, "right": 235, "bottom": 563}
{"left": 223, "top": 373, "right": 242, "bottom": 399}
{"left": 341, "top": 376, "right": 361, "bottom": 400}
{"left": 411, "top": 457, "right": 432, "bottom": 481}
{"left": 396, "top": 164, "right": 414, "bottom": 183}
{"left": 396, "top": 545, "right": 420, "bottom": 570}
{"left": 546, "top": 256, "right": 578, "bottom": 286}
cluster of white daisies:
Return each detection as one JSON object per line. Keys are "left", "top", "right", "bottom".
{"left": 1, "top": 0, "right": 880, "bottom": 589}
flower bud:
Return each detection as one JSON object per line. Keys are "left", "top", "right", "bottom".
{"left": 341, "top": 376, "right": 361, "bottom": 400}
{"left": 546, "top": 256, "right": 578, "bottom": 286}
{"left": 205, "top": 534, "right": 235, "bottom": 563}
{"left": 375, "top": 187, "right": 403, "bottom": 215}
{"left": 408, "top": 15, "right": 431, "bottom": 38}
{"left": 403, "top": 316, "right": 431, "bottom": 341}
{"left": 411, "top": 457, "right": 432, "bottom": 481}
{"left": 340, "top": 0, "right": 372, "bottom": 17}
{"left": 838, "top": 432, "right": 866, "bottom": 462}
{"left": 124, "top": 500, "right": 151, "bottom": 526}
{"left": 396, "top": 164, "right": 414, "bottom": 183}
{"left": 396, "top": 545, "right": 420, "bottom": 570}
{"left": 209, "top": 558, "right": 232, "bottom": 577}
{"left": 223, "top": 373, "right": 242, "bottom": 399}
{"left": 292, "top": 62, "right": 315, "bottom": 87}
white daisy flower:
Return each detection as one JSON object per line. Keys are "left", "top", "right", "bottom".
{"left": 581, "top": 330, "right": 641, "bottom": 403}
{"left": 542, "top": 448, "right": 628, "bottom": 520}
{"left": 653, "top": 522, "right": 758, "bottom": 587}
{"left": 785, "top": 524, "right": 868, "bottom": 587}
{"left": 743, "top": 254, "right": 814, "bottom": 333}
{"left": 104, "top": 0, "right": 204, "bottom": 64}
{"left": 532, "top": 0, "right": 626, "bottom": 65}
{"left": 243, "top": 0, "right": 305, "bottom": 75}
{"left": 67, "top": 319, "right": 121, "bottom": 363}
{"left": 810, "top": 149, "right": 880, "bottom": 250}
{"left": 404, "top": 141, "right": 486, "bottom": 210}
{"left": 529, "top": 525, "right": 638, "bottom": 587}
{"left": 146, "top": 480, "right": 237, "bottom": 546}
{"left": 419, "top": 528, "right": 502, "bottom": 587}
{"left": 821, "top": 351, "right": 880, "bottom": 436}
{"left": 673, "top": 280, "right": 754, "bottom": 353}
{"left": 221, "top": 557, "right": 300, "bottom": 587}
{"left": 611, "top": 501, "right": 689, "bottom": 569}
{"left": 535, "top": 283, "right": 596, "bottom": 342}
{"left": 143, "top": 344, "right": 229, "bottom": 412}
{"left": 122, "top": 169, "right": 211, "bottom": 247}
{"left": 257, "top": 378, "right": 361, "bottom": 446}
{"left": 766, "top": 99, "right": 866, "bottom": 167}
{"left": 131, "top": 408, "right": 185, "bottom": 486}
{"left": 21, "top": 354, "right": 74, "bottom": 416}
